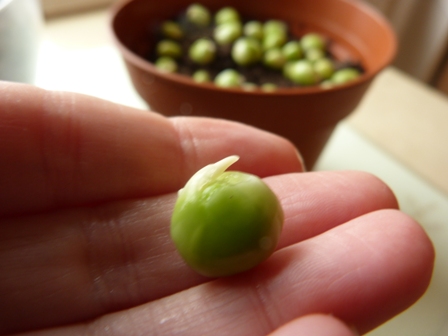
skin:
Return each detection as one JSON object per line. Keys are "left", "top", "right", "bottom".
{"left": 0, "top": 81, "right": 435, "bottom": 335}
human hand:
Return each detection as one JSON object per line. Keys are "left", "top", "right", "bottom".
{"left": 0, "top": 82, "right": 434, "bottom": 335}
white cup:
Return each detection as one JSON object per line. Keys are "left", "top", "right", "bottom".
{"left": 0, "top": 0, "right": 43, "bottom": 83}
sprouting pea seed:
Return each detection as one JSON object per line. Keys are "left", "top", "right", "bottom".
{"left": 284, "top": 59, "right": 318, "bottom": 85}
{"left": 186, "top": 3, "right": 211, "bottom": 27}
{"left": 171, "top": 156, "right": 283, "bottom": 277}
{"left": 263, "top": 31, "right": 287, "bottom": 51}
{"left": 192, "top": 69, "right": 211, "bottom": 83}
{"left": 282, "top": 40, "right": 302, "bottom": 61}
{"left": 263, "top": 20, "right": 288, "bottom": 35}
{"left": 188, "top": 38, "right": 216, "bottom": 65}
{"left": 263, "top": 48, "right": 286, "bottom": 69}
{"left": 215, "top": 6, "right": 240, "bottom": 25}
{"left": 161, "top": 21, "right": 183, "bottom": 40}
{"left": 154, "top": 56, "right": 178, "bottom": 73}
{"left": 313, "top": 58, "right": 335, "bottom": 80}
{"left": 231, "top": 37, "right": 262, "bottom": 66}
{"left": 214, "top": 69, "right": 242, "bottom": 88}
{"left": 320, "top": 79, "right": 335, "bottom": 89}
{"left": 243, "top": 20, "right": 263, "bottom": 40}
{"left": 241, "top": 82, "right": 258, "bottom": 91}
{"left": 214, "top": 21, "right": 243, "bottom": 45}
{"left": 305, "top": 48, "right": 325, "bottom": 62}
{"left": 331, "top": 67, "right": 361, "bottom": 84}
{"left": 156, "top": 39, "right": 182, "bottom": 58}
{"left": 301, "top": 33, "right": 326, "bottom": 51}
{"left": 261, "top": 83, "right": 277, "bottom": 92}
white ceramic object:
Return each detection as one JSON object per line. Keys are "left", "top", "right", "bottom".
{"left": 0, "top": 0, "right": 43, "bottom": 83}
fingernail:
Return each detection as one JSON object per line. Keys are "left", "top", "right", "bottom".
{"left": 349, "top": 324, "right": 361, "bottom": 336}
{"left": 295, "top": 148, "right": 307, "bottom": 172}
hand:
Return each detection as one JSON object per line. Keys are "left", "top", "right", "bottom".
{"left": 0, "top": 82, "right": 434, "bottom": 336}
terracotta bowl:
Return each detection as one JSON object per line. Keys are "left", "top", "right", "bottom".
{"left": 110, "top": 0, "right": 396, "bottom": 168}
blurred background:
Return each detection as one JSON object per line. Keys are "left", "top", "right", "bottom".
{"left": 36, "top": 0, "right": 448, "bottom": 96}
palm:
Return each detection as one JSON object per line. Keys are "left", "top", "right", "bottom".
{"left": 0, "top": 82, "right": 433, "bottom": 336}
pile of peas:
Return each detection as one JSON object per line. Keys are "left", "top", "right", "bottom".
{"left": 151, "top": 3, "right": 363, "bottom": 90}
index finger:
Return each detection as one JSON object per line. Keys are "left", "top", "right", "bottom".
{"left": 0, "top": 82, "right": 303, "bottom": 216}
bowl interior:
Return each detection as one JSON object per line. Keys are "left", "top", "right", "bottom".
{"left": 111, "top": 0, "right": 397, "bottom": 90}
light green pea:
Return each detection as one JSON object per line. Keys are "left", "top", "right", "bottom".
{"left": 301, "top": 33, "right": 326, "bottom": 51}
{"left": 263, "top": 20, "right": 288, "bottom": 35}
{"left": 215, "top": 6, "right": 240, "bottom": 25}
{"left": 243, "top": 20, "right": 263, "bottom": 40}
{"left": 188, "top": 38, "right": 216, "bottom": 65}
{"left": 313, "top": 58, "right": 335, "bottom": 80}
{"left": 214, "top": 21, "right": 243, "bottom": 45}
{"left": 282, "top": 41, "right": 303, "bottom": 61}
{"left": 305, "top": 48, "right": 325, "bottom": 62}
{"left": 186, "top": 3, "right": 211, "bottom": 27}
{"left": 263, "top": 48, "right": 286, "bottom": 69}
{"left": 263, "top": 31, "right": 287, "bottom": 51}
{"left": 331, "top": 67, "right": 361, "bottom": 84}
{"left": 320, "top": 79, "right": 335, "bottom": 89}
{"left": 241, "top": 82, "right": 258, "bottom": 91}
{"left": 284, "top": 59, "right": 318, "bottom": 85}
{"left": 156, "top": 39, "right": 182, "bottom": 58}
{"left": 231, "top": 37, "right": 262, "bottom": 66}
{"left": 154, "top": 56, "right": 178, "bottom": 73}
{"left": 161, "top": 21, "right": 183, "bottom": 40}
{"left": 214, "top": 69, "right": 242, "bottom": 88}
{"left": 261, "top": 83, "right": 278, "bottom": 92}
{"left": 192, "top": 69, "right": 211, "bottom": 83}
{"left": 171, "top": 156, "right": 283, "bottom": 277}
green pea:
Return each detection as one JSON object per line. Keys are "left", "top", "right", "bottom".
{"left": 154, "top": 56, "right": 178, "bottom": 73}
{"left": 215, "top": 6, "right": 240, "bottom": 25}
{"left": 305, "top": 48, "right": 325, "bottom": 62}
{"left": 161, "top": 21, "right": 183, "bottom": 40}
{"left": 301, "top": 33, "right": 326, "bottom": 51}
{"left": 214, "top": 21, "right": 243, "bottom": 45}
{"left": 331, "top": 67, "right": 361, "bottom": 84}
{"left": 243, "top": 20, "right": 263, "bottom": 40}
{"left": 284, "top": 59, "right": 318, "bottom": 85}
{"left": 241, "top": 82, "right": 258, "bottom": 91}
{"left": 231, "top": 37, "right": 262, "bottom": 66}
{"left": 189, "top": 38, "right": 216, "bottom": 65}
{"left": 282, "top": 40, "right": 303, "bottom": 61}
{"left": 263, "top": 30, "right": 287, "bottom": 51}
{"left": 192, "top": 69, "right": 211, "bottom": 83}
{"left": 313, "top": 58, "right": 335, "bottom": 80}
{"left": 214, "top": 69, "right": 242, "bottom": 88}
{"left": 320, "top": 79, "right": 335, "bottom": 89}
{"left": 171, "top": 156, "right": 283, "bottom": 277}
{"left": 156, "top": 39, "right": 182, "bottom": 58}
{"left": 263, "top": 48, "right": 286, "bottom": 69}
{"left": 263, "top": 20, "right": 288, "bottom": 35}
{"left": 261, "top": 83, "right": 277, "bottom": 92}
{"left": 186, "top": 3, "right": 211, "bottom": 27}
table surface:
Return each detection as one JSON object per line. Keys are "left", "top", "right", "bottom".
{"left": 36, "top": 8, "right": 448, "bottom": 336}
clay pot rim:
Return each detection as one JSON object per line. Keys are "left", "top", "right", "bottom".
{"left": 109, "top": 0, "right": 397, "bottom": 97}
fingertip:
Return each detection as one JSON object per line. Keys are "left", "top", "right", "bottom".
{"left": 269, "top": 314, "right": 358, "bottom": 336}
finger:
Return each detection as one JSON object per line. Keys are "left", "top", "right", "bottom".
{"left": 272, "top": 170, "right": 398, "bottom": 247}
{"left": 0, "top": 82, "right": 302, "bottom": 216}
{"left": 15, "top": 209, "right": 434, "bottom": 336}
{"left": 0, "top": 171, "right": 398, "bottom": 335}
{"left": 268, "top": 314, "right": 358, "bottom": 336}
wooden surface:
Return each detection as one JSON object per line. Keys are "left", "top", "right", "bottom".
{"left": 348, "top": 67, "right": 448, "bottom": 195}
